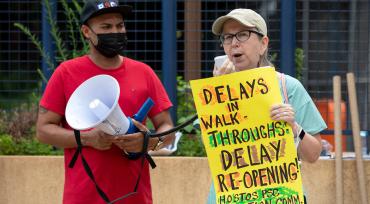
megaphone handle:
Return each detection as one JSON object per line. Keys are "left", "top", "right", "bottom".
{"left": 125, "top": 97, "right": 154, "bottom": 160}
{"left": 133, "top": 98, "right": 154, "bottom": 122}
{"left": 126, "top": 118, "right": 137, "bottom": 134}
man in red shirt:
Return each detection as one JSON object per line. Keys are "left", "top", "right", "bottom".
{"left": 36, "top": 0, "right": 174, "bottom": 203}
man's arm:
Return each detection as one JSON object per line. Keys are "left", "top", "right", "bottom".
{"left": 150, "top": 110, "right": 175, "bottom": 148}
{"left": 36, "top": 106, "right": 114, "bottom": 150}
{"left": 36, "top": 106, "right": 78, "bottom": 148}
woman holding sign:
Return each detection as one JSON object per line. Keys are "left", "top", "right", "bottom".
{"left": 207, "top": 8, "right": 327, "bottom": 204}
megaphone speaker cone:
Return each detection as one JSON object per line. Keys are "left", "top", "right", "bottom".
{"left": 65, "top": 74, "right": 130, "bottom": 135}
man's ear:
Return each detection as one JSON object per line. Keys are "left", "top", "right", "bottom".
{"left": 81, "top": 24, "right": 90, "bottom": 39}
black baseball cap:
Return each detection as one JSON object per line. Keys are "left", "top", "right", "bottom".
{"left": 80, "top": 0, "right": 132, "bottom": 25}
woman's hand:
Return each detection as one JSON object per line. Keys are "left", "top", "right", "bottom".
{"left": 270, "top": 104, "right": 296, "bottom": 128}
{"left": 213, "top": 58, "right": 236, "bottom": 76}
{"left": 271, "top": 104, "right": 322, "bottom": 162}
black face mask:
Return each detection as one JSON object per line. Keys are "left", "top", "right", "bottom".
{"left": 89, "top": 29, "right": 128, "bottom": 58}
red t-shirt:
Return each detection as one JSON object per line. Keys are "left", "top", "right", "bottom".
{"left": 40, "top": 55, "right": 172, "bottom": 204}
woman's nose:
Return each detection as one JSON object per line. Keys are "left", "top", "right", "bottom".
{"left": 231, "top": 37, "right": 240, "bottom": 47}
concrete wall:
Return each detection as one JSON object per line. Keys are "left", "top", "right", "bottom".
{"left": 0, "top": 156, "right": 370, "bottom": 204}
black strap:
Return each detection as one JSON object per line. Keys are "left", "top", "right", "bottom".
{"left": 69, "top": 130, "right": 110, "bottom": 203}
{"left": 149, "top": 114, "right": 197, "bottom": 138}
{"left": 68, "top": 130, "right": 81, "bottom": 168}
{"left": 133, "top": 132, "right": 148, "bottom": 192}
{"left": 140, "top": 130, "right": 156, "bottom": 169}
{"left": 299, "top": 128, "right": 306, "bottom": 140}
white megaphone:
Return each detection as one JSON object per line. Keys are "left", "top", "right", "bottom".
{"left": 65, "top": 74, "right": 154, "bottom": 136}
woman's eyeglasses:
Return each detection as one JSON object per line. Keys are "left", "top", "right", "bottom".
{"left": 220, "top": 30, "right": 263, "bottom": 45}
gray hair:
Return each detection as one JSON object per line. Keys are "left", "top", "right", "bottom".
{"left": 257, "top": 35, "right": 273, "bottom": 67}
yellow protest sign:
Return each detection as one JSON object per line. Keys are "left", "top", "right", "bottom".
{"left": 190, "top": 67, "right": 304, "bottom": 204}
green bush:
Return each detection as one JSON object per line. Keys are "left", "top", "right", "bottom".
{"left": 174, "top": 133, "right": 206, "bottom": 157}
{"left": 295, "top": 48, "right": 304, "bottom": 81}
{"left": 0, "top": 102, "right": 62, "bottom": 155}
{"left": 0, "top": 134, "right": 16, "bottom": 155}
{"left": 174, "top": 76, "right": 206, "bottom": 157}
{"left": 0, "top": 103, "right": 37, "bottom": 139}
{"left": 0, "top": 134, "right": 62, "bottom": 155}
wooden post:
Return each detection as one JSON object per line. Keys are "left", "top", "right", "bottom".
{"left": 347, "top": 72, "right": 368, "bottom": 204}
{"left": 333, "top": 75, "right": 343, "bottom": 204}
{"left": 184, "top": 1, "right": 201, "bottom": 80}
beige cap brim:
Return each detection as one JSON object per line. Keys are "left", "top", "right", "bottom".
{"left": 212, "top": 16, "right": 257, "bottom": 35}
